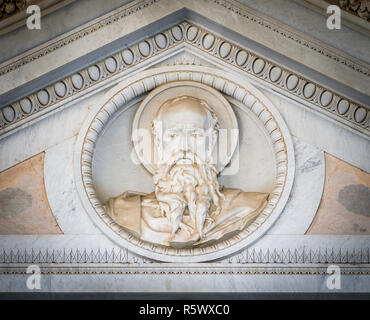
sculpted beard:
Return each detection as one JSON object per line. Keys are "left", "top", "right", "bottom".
{"left": 154, "top": 151, "right": 224, "bottom": 238}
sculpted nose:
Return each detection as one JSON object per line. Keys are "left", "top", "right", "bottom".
{"left": 180, "top": 134, "right": 190, "bottom": 152}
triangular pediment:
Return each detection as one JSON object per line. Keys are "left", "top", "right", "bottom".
{"left": 0, "top": 0, "right": 369, "bottom": 286}
{"left": 0, "top": 2, "right": 369, "bottom": 172}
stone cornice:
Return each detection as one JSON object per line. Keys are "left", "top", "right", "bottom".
{"left": 0, "top": 0, "right": 76, "bottom": 36}
{"left": 0, "top": 0, "right": 368, "bottom": 92}
{"left": 337, "top": 0, "right": 370, "bottom": 21}
{"left": 0, "top": 0, "right": 41, "bottom": 24}
{"left": 215, "top": 0, "right": 369, "bottom": 77}
{"left": 297, "top": 0, "right": 370, "bottom": 33}
{"left": 0, "top": 0, "right": 159, "bottom": 77}
{"left": 0, "top": 21, "right": 368, "bottom": 141}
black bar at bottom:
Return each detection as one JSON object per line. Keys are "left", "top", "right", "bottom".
{"left": 0, "top": 292, "right": 369, "bottom": 300}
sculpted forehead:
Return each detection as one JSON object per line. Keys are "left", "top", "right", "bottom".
{"left": 156, "top": 96, "right": 209, "bottom": 129}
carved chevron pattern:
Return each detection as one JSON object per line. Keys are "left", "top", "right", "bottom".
{"left": 0, "top": 21, "right": 368, "bottom": 138}
{"left": 0, "top": 247, "right": 369, "bottom": 264}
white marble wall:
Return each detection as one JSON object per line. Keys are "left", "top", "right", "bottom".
{"left": 44, "top": 137, "right": 101, "bottom": 234}
{"left": 0, "top": 48, "right": 368, "bottom": 292}
{"left": 267, "top": 137, "right": 324, "bottom": 235}
{"left": 1, "top": 271, "right": 369, "bottom": 293}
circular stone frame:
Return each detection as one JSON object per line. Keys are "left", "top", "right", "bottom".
{"left": 74, "top": 65, "right": 295, "bottom": 262}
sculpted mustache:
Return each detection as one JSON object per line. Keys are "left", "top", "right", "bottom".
{"left": 154, "top": 151, "right": 218, "bottom": 185}
{"left": 162, "top": 151, "right": 202, "bottom": 174}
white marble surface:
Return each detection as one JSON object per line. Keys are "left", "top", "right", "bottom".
{"left": 2, "top": 0, "right": 368, "bottom": 67}
{"left": 1, "top": 272, "right": 369, "bottom": 292}
{"left": 44, "top": 136, "right": 101, "bottom": 234}
{"left": 237, "top": 0, "right": 370, "bottom": 63}
{"left": 261, "top": 88, "right": 370, "bottom": 173}
{"left": 0, "top": 0, "right": 184, "bottom": 95}
{"left": 0, "top": 0, "right": 131, "bottom": 63}
{"left": 268, "top": 136, "right": 325, "bottom": 235}
{"left": 0, "top": 91, "right": 104, "bottom": 172}
{"left": 0, "top": 7, "right": 368, "bottom": 291}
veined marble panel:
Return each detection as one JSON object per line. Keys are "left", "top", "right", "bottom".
{"left": 44, "top": 137, "right": 101, "bottom": 234}
{"left": 0, "top": 153, "right": 61, "bottom": 234}
{"left": 260, "top": 87, "right": 370, "bottom": 173}
{"left": 307, "top": 153, "right": 370, "bottom": 234}
{"left": 267, "top": 137, "right": 325, "bottom": 235}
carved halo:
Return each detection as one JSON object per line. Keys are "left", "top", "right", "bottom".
{"left": 132, "top": 81, "right": 239, "bottom": 174}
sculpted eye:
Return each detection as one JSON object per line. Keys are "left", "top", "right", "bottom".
{"left": 191, "top": 132, "right": 202, "bottom": 138}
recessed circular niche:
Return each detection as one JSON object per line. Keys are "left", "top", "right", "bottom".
{"left": 138, "top": 41, "right": 151, "bottom": 57}
{"left": 37, "top": 90, "right": 50, "bottom": 106}
{"left": 75, "top": 66, "right": 294, "bottom": 262}
{"left": 202, "top": 34, "right": 215, "bottom": 50}
{"left": 337, "top": 99, "right": 350, "bottom": 115}
{"left": 88, "top": 66, "right": 101, "bottom": 81}
{"left": 269, "top": 67, "right": 282, "bottom": 82}
{"left": 320, "top": 91, "right": 333, "bottom": 107}
{"left": 354, "top": 107, "right": 367, "bottom": 123}
{"left": 286, "top": 74, "right": 299, "bottom": 91}
{"left": 252, "top": 58, "right": 265, "bottom": 74}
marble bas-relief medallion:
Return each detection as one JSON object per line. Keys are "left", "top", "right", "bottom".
{"left": 106, "top": 87, "right": 269, "bottom": 248}
{"left": 75, "top": 66, "right": 294, "bottom": 262}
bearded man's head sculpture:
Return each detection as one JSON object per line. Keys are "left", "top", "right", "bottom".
{"left": 151, "top": 96, "right": 224, "bottom": 238}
